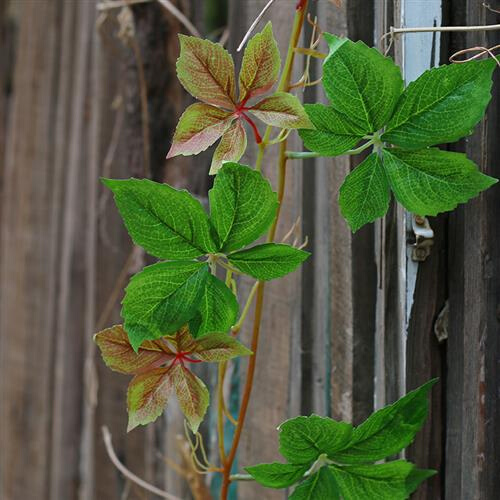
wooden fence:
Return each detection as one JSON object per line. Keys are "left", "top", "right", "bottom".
{"left": 0, "top": 0, "right": 498, "bottom": 499}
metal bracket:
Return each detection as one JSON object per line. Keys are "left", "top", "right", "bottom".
{"left": 410, "top": 215, "right": 434, "bottom": 262}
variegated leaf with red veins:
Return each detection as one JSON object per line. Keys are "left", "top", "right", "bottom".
{"left": 94, "top": 325, "right": 173, "bottom": 374}
{"left": 210, "top": 120, "right": 247, "bottom": 175}
{"left": 169, "top": 363, "right": 209, "bottom": 433}
{"left": 127, "top": 367, "right": 174, "bottom": 431}
{"left": 176, "top": 35, "right": 237, "bottom": 109}
{"left": 169, "top": 25, "right": 314, "bottom": 172}
{"left": 239, "top": 22, "right": 281, "bottom": 102}
{"left": 249, "top": 92, "right": 314, "bottom": 129}
{"left": 94, "top": 325, "right": 251, "bottom": 432}
{"left": 191, "top": 333, "right": 253, "bottom": 362}
{"left": 167, "top": 103, "right": 234, "bottom": 158}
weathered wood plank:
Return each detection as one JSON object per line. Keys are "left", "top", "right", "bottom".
{"left": 445, "top": 2, "right": 500, "bottom": 498}
{"left": 227, "top": 2, "right": 304, "bottom": 498}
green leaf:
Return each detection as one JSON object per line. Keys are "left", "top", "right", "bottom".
{"left": 298, "top": 104, "right": 365, "bottom": 156}
{"left": 94, "top": 325, "right": 168, "bottom": 374}
{"left": 382, "top": 148, "right": 497, "bottom": 216}
{"left": 339, "top": 152, "right": 390, "bottom": 232}
{"left": 209, "top": 162, "right": 278, "bottom": 253}
{"left": 176, "top": 34, "right": 236, "bottom": 109}
{"left": 322, "top": 33, "right": 403, "bottom": 132}
{"left": 239, "top": 22, "right": 281, "bottom": 102}
{"left": 332, "top": 379, "right": 437, "bottom": 464}
{"left": 382, "top": 59, "right": 496, "bottom": 149}
{"left": 122, "top": 261, "right": 209, "bottom": 351}
{"left": 170, "top": 363, "right": 210, "bottom": 433}
{"left": 290, "top": 468, "right": 341, "bottom": 500}
{"left": 127, "top": 366, "right": 174, "bottom": 431}
{"left": 245, "top": 462, "right": 309, "bottom": 489}
{"left": 102, "top": 178, "right": 216, "bottom": 260}
{"left": 167, "top": 103, "right": 234, "bottom": 159}
{"left": 249, "top": 92, "right": 314, "bottom": 129}
{"left": 189, "top": 274, "right": 239, "bottom": 338}
{"left": 279, "top": 415, "right": 353, "bottom": 465}
{"left": 228, "top": 243, "right": 310, "bottom": 280}
{"left": 329, "top": 461, "right": 436, "bottom": 500}
{"left": 210, "top": 120, "right": 247, "bottom": 175}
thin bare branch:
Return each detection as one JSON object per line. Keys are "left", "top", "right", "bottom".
{"left": 237, "top": 0, "right": 277, "bottom": 52}
{"left": 156, "top": 0, "right": 200, "bottom": 37}
{"left": 101, "top": 426, "right": 182, "bottom": 500}
{"left": 97, "top": 0, "right": 152, "bottom": 10}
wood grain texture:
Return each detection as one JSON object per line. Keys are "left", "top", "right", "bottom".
{"left": 227, "top": 2, "right": 303, "bottom": 499}
{"left": 445, "top": 2, "right": 500, "bottom": 498}
{"left": 405, "top": 215, "right": 446, "bottom": 500}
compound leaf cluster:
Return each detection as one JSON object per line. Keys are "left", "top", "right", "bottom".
{"left": 299, "top": 34, "right": 497, "bottom": 232}
{"left": 246, "top": 380, "right": 438, "bottom": 499}
{"left": 104, "top": 162, "right": 309, "bottom": 352}
{"left": 168, "top": 23, "right": 313, "bottom": 174}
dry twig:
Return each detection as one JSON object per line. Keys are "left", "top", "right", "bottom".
{"left": 101, "top": 426, "right": 182, "bottom": 500}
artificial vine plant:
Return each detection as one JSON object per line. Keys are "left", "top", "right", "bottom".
{"left": 95, "top": 1, "right": 497, "bottom": 498}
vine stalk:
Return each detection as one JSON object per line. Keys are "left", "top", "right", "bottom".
{"left": 219, "top": 2, "right": 309, "bottom": 498}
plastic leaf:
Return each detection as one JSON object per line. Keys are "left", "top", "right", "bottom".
{"left": 228, "top": 243, "right": 310, "bottom": 280}
{"left": 189, "top": 274, "right": 239, "bottom": 338}
{"left": 209, "top": 162, "right": 278, "bottom": 253}
{"left": 329, "top": 461, "right": 436, "bottom": 500}
{"left": 382, "top": 59, "right": 496, "bottom": 149}
{"left": 167, "top": 103, "right": 234, "bottom": 159}
{"left": 331, "top": 379, "right": 438, "bottom": 464}
{"left": 210, "top": 120, "right": 247, "bottom": 175}
{"left": 191, "top": 333, "right": 252, "bottom": 362}
{"left": 102, "top": 178, "right": 217, "bottom": 260}
{"left": 322, "top": 33, "right": 403, "bottom": 133}
{"left": 245, "top": 463, "right": 309, "bottom": 489}
{"left": 382, "top": 148, "right": 497, "bottom": 217}
{"left": 279, "top": 415, "right": 353, "bottom": 465}
{"left": 176, "top": 34, "right": 236, "bottom": 109}
{"left": 290, "top": 468, "right": 341, "bottom": 500}
{"left": 127, "top": 366, "right": 175, "bottom": 431}
{"left": 94, "top": 325, "right": 170, "bottom": 374}
{"left": 122, "top": 261, "right": 209, "bottom": 351}
{"left": 169, "top": 363, "right": 209, "bottom": 433}
{"left": 339, "top": 153, "right": 390, "bottom": 232}
{"left": 239, "top": 22, "right": 281, "bottom": 102}
{"left": 249, "top": 92, "right": 314, "bottom": 129}
{"left": 94, "top": 326, "right": 251, "bottom": 432}
{"left": 299, "top": 104, "right": 365, "bottom": 156}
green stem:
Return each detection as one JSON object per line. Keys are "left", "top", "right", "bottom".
{"left": 219, "top": 3, "right": 309, "bottom": 498}
{"left": 231, "top": 281, "right": 259, "bottom": 334}
{"left": 286, "top": 139, "right": 375, "bottom": 160}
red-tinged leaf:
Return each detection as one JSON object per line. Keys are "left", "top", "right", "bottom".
{"left": 249, "top": 92, "right": 314, "bottom": 129}
{"left": 177, "top": 34, "right": 237, "bottom": 109}
{"left": 127, "top": 367, "right": 174, "bottom": 431}
{"left": 94, "top": 325, "right": 171, "bottom": 374}
{"left": 170, "top": 364, "right": 209, "bottom": 433}
{"left": 210, "top": 120, "right": 247, "bottom": 175}
{"left": 239, "top": 22, "right": 281, "bottom": 102}
{"left": 192, "top": 333, "right": 252, "bottom": 362}
{"left": 167, "top": 103, "right": 234, "bottom": 159}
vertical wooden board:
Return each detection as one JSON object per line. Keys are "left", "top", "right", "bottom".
{"left": 312, "top": 0, "right": 376, "bottom": 425}
{"left": 405, "top": 216, "right": 445, "bottom": 500}
{"left": 446, "top": 2, "right": 500, "bottom": 498}
{"left": 0, "top": 1, "right": 61, "bottom": 498}
{"left": 227, "top": 1, "right": 303, "bottom": 498}
{"left": 92, "top": 3, "right": 187, "bottom": 498}
{"left": 315, "top": 0, "right": 355, "bottom": 424}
